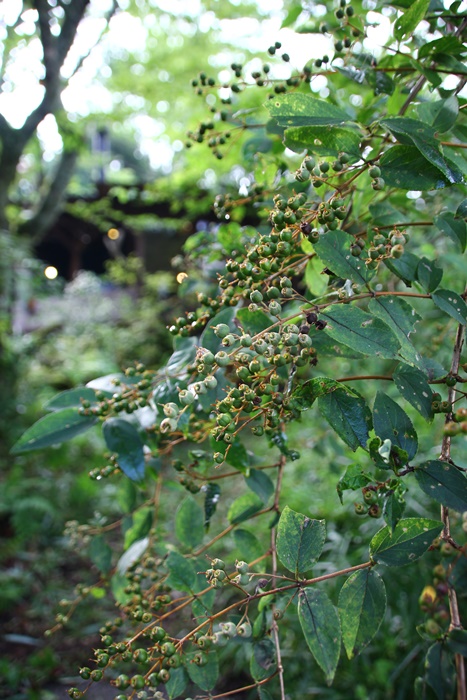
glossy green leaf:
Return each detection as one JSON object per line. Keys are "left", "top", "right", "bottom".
{"left": 233, "top": 529, "right": 263, "bottom": 562}
{"left": 276, "top": 506, "right": 326, "bottom": 577}
{"left": 416, "top": 257, "right": 443, "bottom": 293}
{"left": 103, "top": 418, "right": 145, "bottom": 482}
{"left": 250, "top": 639, "right": 276, "bottom": 682}
{"left": 266, "top": 93, "right": 351, "bottom": 127}
{"left": 373, "top": 392, "right": 418, "bottom": 461}
{"left": 457, "top": 199, "right": 467, "bottom": 220}
{"left": 124, "top": 507, "right": 153, "bottom": 550}
{"left": 394, "top": 0, "right": 430, "bottom": 41}
{"left": 185, "top": 650, "right": 219, "bottom": 691}
{"left": 11, "top": 408, "right": 97, "bottom": 454}
{"left": 337, "top": 464, "right": 372, "bottom": 504}
{"left": 370, "top": 518, "right": 443, "bottom": 566}
{"left": 417, "top": 96, "right": 459, "bottom": 133}
{"left": 434, "top": 212, "right": 466, "bottom": 252}
{"left": 166, "top": 336, "right": 197, "bottom": 376}
{"left": 368, "top": 296, "right": 422, "bottom": 367}
{"left": 393, "top": 363, "right": 433, "bottom": 421}
{"left": 245, "top": 469, "right": 274, "bottom": 503}
{"left": 204, "top": 483, "right": 221, "bottom": 530}
{"left": 228, "top": 492, "right": 263, "bottom": 524}
{"left": 446, "top": 629, "right": 467, "bottom": 657}
{"left": 166, "top": 667, "right": 187, "bottom": 699}
{"left": 319, "top": 387, "right": 372, "bottom": 451}
{"left": 293, "top": 376, "right": 341, "bottom": 410}
{"left": 226, "top": 438, "right": 251, "bottom": 472}
{"left": 298, "top": 588, "right": 341, "bottom": 684}
{"left": 320, "top": 305, "right": 400, "bottom": 360}
{"left": 338, "top": 569, "right": 386, "bottom": 659}
{"left": 314, "top": 229, "right": 372, "bottom": 285}
{"left": 432, "top": 289, "right": 467, "bottom": 325}
{"left": 414, "top": 460, "right": 467, "bottom": 512}
{"left": 284, "top": 125, "right": 361, "bottom": 157}
{"left": 380, "top": 146, "right": 459, "bottom": 190}
{"left": 166, "top": 551, "right": 196, "bottom": 592}
{"left": 175, "top": 497, "right": 205, "bottom": 549}
{"left": 381, "top": 118, "right": 462, "bottom": 184}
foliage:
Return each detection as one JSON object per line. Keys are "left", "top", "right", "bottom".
{"left": 12, "top": 1, "right": 467, "bottom": 699}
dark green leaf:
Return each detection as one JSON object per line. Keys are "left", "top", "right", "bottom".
{"left": 88, "top": 535, "right": 112, "bottom": 575}
{"left": 11, "top": 408, "right": 97, "bottom": 454}
{"left": 233, "top": 529, "right": 263, "bottom": 562}
{"left": 393, "top": 363, "right": 434, "bottom": 421}
{"left": 265, "top": 93, "right": 351, "bottom": 127}
{"left": 276, "top": 506, "right": 326, "bottom": 577}
{"left": 369, "top": 518, "right": 443, "bottom": 566}
{"left": 314, "top": 229, "right": 372, "bottom": 285}
{"left": 384, "top": 252, "right": 420, "bottom": 285}
{"left": 434, "top": 212, "right": 466, "bottom": 252}
{"left": 124, "top": 507, "right": 153, "bottom": 549}
{"left": 337, "top": 464, "right": 372, "bottom": 504}
{"left": 185, "top": 650, "right": 219, "bottom": 691}
{"left": 414, "top": 460, "right": 467, "bottom": 512}
{"left": 44, "top": 387, "right": 111, "bottom": 411}
{"left": 446, "top": 629, "right": 467, "bottom": 657}
{"left": 166, "top": 667, "right": 187, "bottom": 699}
{"left": 298, "top": 588, "right": 341, "bottom": 684}
{"left": 294, "top": 376, "right": 341, "bottom": 410}
{"left": 373, "top": 392, "right": 418, "bottom": 461}
{"left": 425, "top": 642, "right": 455, "bottom": 700}
{"left": 416, "top": 257, "right": 443, "bottom": 293}
{"left": 236, "top": 307, "right": 274, "bottom": 335}
{"left": 457, "top": 199, "right": 467, "bottom": 220}
{"left": 228, "top": 492, "right": 263, "bottom": 524}
{"left": 284, "top": 126, "right": 361, "bottom": 157}
{"left": 319, "top": 387, "right": 372, "bottom": 451}
{"left": 103, "top": 418, "right": 145, "bottom": 482}
{"left": 367, "top": 70, "right": 395, "bottom": 96}
{"left": 250, "top": 639, "right": 276, "bottom": 681}
{"left": 166, "top": 551, "right": 196, "bottom": 592}
{"left": 368, "top": 296, "right": 422, "bottom": 368}
{"left": 175, "top": 497, "right": 205, "bottom": 549}
{"left": 381, "top": 118, "right": 462, "bottom": 184}
{"left": 394, "top": 0, "right": 430, "bottom": 41}
{"left": 380, "top": 146, "right": 459, "bottom": 190}
{"left": 204, "top": 483, "right": 221, "bottom": 530}
{"left": 311, "top": 333, "right": 365, "bottom": 359}
{"left": 432, "top": 289, "right": 467, "bottom": 325}
{"left": 383, "top": 490, "right": 406, "bottom": 532}
{"left": 320, "top": 305, "right": 400, "bottom": 360}
{"left": 245, "top": 469, "right": 274, "bottom": 503}
{"left": 338, "top": 569, "right": 386, "bottom": 659}
{"left": 225, "top": 440, "right": 250, "bottom": 473}
{"left": 417, "top": 96, "right": 459, "bottom": 133}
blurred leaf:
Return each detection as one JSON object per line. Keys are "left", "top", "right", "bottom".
{"left": 185, "top": 651, "right": 219, "bottom": 691}
{"left": 204, "top": 483, "right": 221, "bottom": 530}
{"left": 175, "top": 497, "right": 205, "bottom": 549}
{"left": 228, "top": 492, "right": 263, "bottom": 524}
{"left": 236, "top": 307, "right": 273, "bottom": 335}
{"left": 245, "top": 469, "right": 274, "bottom": 503}
{"left": 417, "top": 96, "right": 458, "bottom": 133}
{"left": 416, "top": 257, "right": 443, "bottom": 293}
{"left": 166, "top": 551, "right": 196, "bottom": 592}
{"left": 11, "top": 409, "right": 97, "bottom": 454}
{"left": 434, "top": 213, "right": 466, "bottom": 252}
{"left": 394, "top": 0, "right": 430, "bottom": 41}
{"left": 233, "top": 529, "right": 263, "bottom": 561}
{"left": 44, "top": 387, "right": 111, "bottom": 411}
{"left": 251, "top": 639, "right": 276, "bottom": 681}
{"left": 117, "top": 537, "right": 149, "bottom": 575}
{"left": 199, "top": 308, "right": 236, "bottom": 353}
{"left": 424, "top": 642, "right": 455, "bottom": 700}
{"left": 124, "top": 507, "right": 153, "bottom": 549}
{"left": 88, "top": 535, "right": 112, "bottom": 575}
{"left": 103, "top": 418, "right": 145, "bottom": 482}
{"left": 166, "top": 667, "right": 187, "bottom": 699}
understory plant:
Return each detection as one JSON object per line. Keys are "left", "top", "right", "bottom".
{"left": 12, "top": 0, "right": 467, "bottom": 698}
